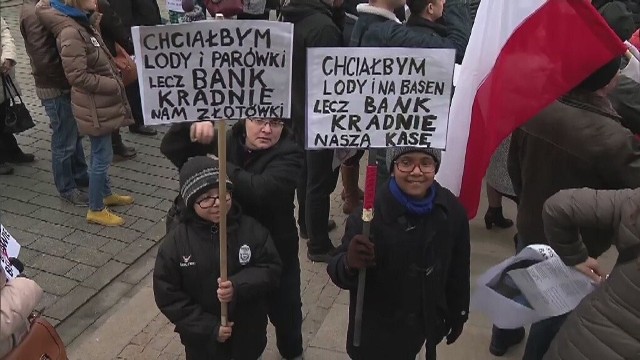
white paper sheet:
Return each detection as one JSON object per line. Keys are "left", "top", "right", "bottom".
{"left": 471, "top": 245, "right": 596, "bottom": 329}
{"left": 1, "top": 224, "right": 21, "bottom": 279}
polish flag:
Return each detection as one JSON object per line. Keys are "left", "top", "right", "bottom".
{"left": 436, "top": 0, "right": 626, "bottom": 218}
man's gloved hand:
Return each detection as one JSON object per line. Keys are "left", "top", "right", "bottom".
{"left": 346, "top": 235, "right": 375, "bottom": 270}
{"left": 445, "top": 314, "right": 466, "bottom": 345}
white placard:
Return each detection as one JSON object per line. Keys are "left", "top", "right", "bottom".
{"left": 1, "top": 225, "right": 21, "bottom": 280}
{"left": 306, "top": 47, "right": 455, "bottom": 149}
{"left": 166, "top": 0, "right": 184, "bottom": 12}
{"left": 132, "top": 20, "right": 293, "bottom": 125}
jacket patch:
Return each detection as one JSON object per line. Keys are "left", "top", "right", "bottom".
{"left": 90, "top": 36, "right": 100, "bottom": 47}
{"left": 180, "top": 255, "right": 196, "bottom": 267}
{"left": 239, "top": 245, "right": 251, "bottom": 265}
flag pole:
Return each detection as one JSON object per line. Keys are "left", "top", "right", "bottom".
{"left": 353, "top": 150, "right": 378, "bottom": 346}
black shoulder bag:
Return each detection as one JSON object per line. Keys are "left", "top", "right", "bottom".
{"left": 2, "top": 75, "right": 35, "bottom": 134}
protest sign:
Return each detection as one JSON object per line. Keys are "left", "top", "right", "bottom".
{"left": 1, "top": 225, "right": 21, "bottom": 280}
{"left": 166, "top": 0, "right": 184, "bottom": 12}
{"left": 306, "top": 48, "right": 455, "bottom": 149}
{"left": 132, "top": 20, "right": 293, "bottom": 125}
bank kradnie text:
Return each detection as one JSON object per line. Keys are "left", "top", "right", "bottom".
{"left": 135, "top": 22, "right": 293, "bottom": 124}
{"left": 306, "top": 48, "right": 455, "bottom": 149}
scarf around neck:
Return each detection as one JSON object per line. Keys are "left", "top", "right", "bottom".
{"left": 51, "top": 0, "right": 90, "bottom": 23}
{"left": 389, "top": 177, "right": 437, "bottom": 216}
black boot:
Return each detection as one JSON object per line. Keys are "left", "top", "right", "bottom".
{"left": 1, "top": 133, "right": 35, "bottom": 163}
{"left": 129, "top": 125, "right": 157, "bottom": 136}
{"left": 490, "top": 326, "right": 525, "bottom": 356}
{"left": 112, "top": 131, "right": 137, "bottom": 161}
{"left": 484, "top": 206, "right": 514, "bottom": 230}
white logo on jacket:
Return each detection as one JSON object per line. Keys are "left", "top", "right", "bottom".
{"left": 239, "top": 245, "right": 251, "bottom": 265}
{"left": 180, "top": 255, "right": 196, "bottom": 267}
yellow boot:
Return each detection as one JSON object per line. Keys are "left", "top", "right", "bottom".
{"left": 87, "top": 209, "right": 125, "bottom": 226}
{"left": 104, "top": 194, "right": 134, "bottom": 206}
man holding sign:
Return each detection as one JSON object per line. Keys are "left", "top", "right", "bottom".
{"left": 328, "top": 147, "right": 470, "bottom": 359}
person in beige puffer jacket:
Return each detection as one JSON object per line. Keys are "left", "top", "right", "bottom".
{"left": 542, "top": 188, "right": 640, "bottom": 360}
{"left": 0, "top": 264, "right": 44, "bottom": 357}
{"left": 36, "top": 0, "right": 135, "bottom": 227}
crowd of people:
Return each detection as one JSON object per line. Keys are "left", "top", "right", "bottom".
{"left": 0, "top": 0, "right": 639, "bottom": 359}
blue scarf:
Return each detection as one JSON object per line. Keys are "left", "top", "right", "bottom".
{"left": 50, "top": 0, "right": 90, "bottom": 23}
{"left": 388, "top": 178, "right": 437, "bottom": 216}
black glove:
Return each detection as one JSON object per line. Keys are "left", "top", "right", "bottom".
{"left": 9, "top": 257, "right": 24, "bottom": 273}
{"left": 346, "top": 235, "right": 375, "bottom": 270}
{"left": 445, "top": 316, "right": 466, "bottom": 345}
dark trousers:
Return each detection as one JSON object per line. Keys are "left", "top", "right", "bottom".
{"left": 493, "top": 235, "right": 566, "bottom": 360}
{"left": 125, "top": 81, "right": 144, "bottom": 128}
{"left": 305, "top": 149, "right": 339, "bottom": 253}
{"left": 268, "top": 253, "right": 303, "bottom": 359}
{"left": 0, "top": 132, "right": 21, "bottom": 163}
{"left": 0, "top": 100, "right": 21, "bottom": 163}
{"left": 522, "top": 314, "right": 568, "bottom": 360}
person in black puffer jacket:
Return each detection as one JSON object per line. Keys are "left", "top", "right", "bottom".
{"left": 161, "top": 119, "right": 304, "bottom": 360}
{"left": 153, "top": 156, "right": 282, "bottom": 360}
{"left": 281, "top": 0, "right": 347, "bottom": 264}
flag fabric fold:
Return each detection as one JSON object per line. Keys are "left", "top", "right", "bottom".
{"left": 436, "top": 0, "right": 627, "bottom": 218}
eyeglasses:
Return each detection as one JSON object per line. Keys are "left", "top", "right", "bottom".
{"left": 195, "top": 193, "right": 232, "bottom": 209}
{"left": 249, "top": 118, "right": 284, "bottom": 129}
{"left": 394, "top": 159, "right": 436, "bottom": 173}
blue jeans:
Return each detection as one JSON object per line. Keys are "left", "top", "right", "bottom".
{"left": 88, "top": 135, "right": 113, "bottom": 211}
{"left": 42, "top": 94, "right": 89, "bottom": 195}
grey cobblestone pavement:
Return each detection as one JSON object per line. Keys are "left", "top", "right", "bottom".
{"left": 0, "top": 1, "right": 352, "bottom": 354}
{"left": 0, "top": 0, "right": 175, "bottom": 345}
{"left": 0, "top": 1, "right": 621, "bottom": 359}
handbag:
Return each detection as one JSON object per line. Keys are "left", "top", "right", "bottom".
{"left": 113, "top": 43, "right": 137, "bottom": 87}
{"left": 2, "top": 312, "right": 67, "bottom": 360}
{"left": 203, "top": 0, "right": 244, "bottom": 18}
{"left": 2, "top": 75, "right": 35, "bottom": 134}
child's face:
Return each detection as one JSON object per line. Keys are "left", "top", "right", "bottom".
{"left": 193, "top": 188, "right": 232, "bottom": 223}
{"left": 392, "top": 153, "right": 436, "bottom": 199}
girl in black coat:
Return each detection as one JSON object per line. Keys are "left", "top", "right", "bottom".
{"left": 153, "top": 156, "right": 282, "bottom": 360}
{"left": 328, "top": 147, "right": 470, "bottom": 360}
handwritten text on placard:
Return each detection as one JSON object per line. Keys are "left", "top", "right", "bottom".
{"left": 306, "top": 48, "right": 455, "bottom": 149}
{"left": 132, "top": 21, "right": 293, "bottom": 125}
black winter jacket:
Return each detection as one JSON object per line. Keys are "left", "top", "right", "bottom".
{"left": 327, "top": 182, "right": 470, "bottom": 360}
{"left": 351, "top": 1, "right": 470, "bottom": 63}
{"left": 96, "top": 0, "right": 134, "bottom": 55}
{"left": 281, "top": 0, "right": 344, "bottom": 144}
{"left": 160, "top": 121, "right": 304, "bottom": 263}
{"left": 153, "top": 203, "right": 282, "bottom": 360}
{"left": 107, "top": 0, "right": 161, "bottom": 44}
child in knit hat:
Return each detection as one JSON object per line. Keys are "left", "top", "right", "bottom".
{"left": 153, "top": 156, "right": 281, "bottom": 360}
{"left": 328, "top": 146, "right": 471, "bottom": 359}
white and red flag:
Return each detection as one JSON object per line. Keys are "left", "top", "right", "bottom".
{"left": 436, "top": 0, "right": 626, "bottom": 217}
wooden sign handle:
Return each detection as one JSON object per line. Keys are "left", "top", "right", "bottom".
{"left": 217, "top": 119, "right": 228, "bottom": 326}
